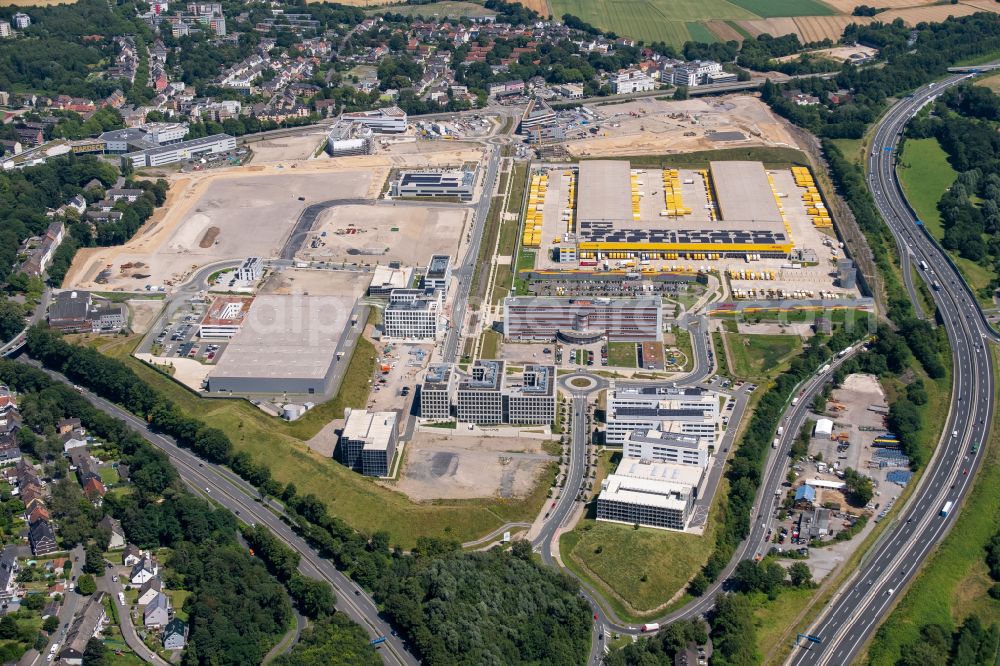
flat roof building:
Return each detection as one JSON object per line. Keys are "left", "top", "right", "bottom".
{"left": 425, "top": 255, "right": 452, "bottom": 291}
{"left": 596, "top": 457, "right": 704, "bottom": 531}
{"left": 623, "top": 426, "right": 709, "bottom": 468}
{"left": 198, "top": 296, "right": 253, "bottom": 339}
{"left": 340, "top": 106, "right": 407, "bottom": 133}
{"left": 235, "top": 256, "right": 263, "bottom": 282}
{"left": 207, "top": 294, "right": 351, "bottom": 396}
{"left": 518, "top": 97, "right": 557, "bottom": 135}
{"left": 577, "top": 160, "right": 633, "bottom": 224}
{"left": 503, "top": 296, "right": 663, "bottom": 343}
{"left": 505, "top": 363, "right": 556, "bottom": 426}
{"left": 368, "top": 265, "right": 413, "bottom": 297}
{"left": 456, "top": 359, "right": 504, "bottom": 424}
{"left": 390, "top": 170, "right": 474, "bottom": 202}
{"left": 709, "top": 161, "right": 783, "bottom": 224}
{"left": 123, "top": 134, "right": 236, "bottom": 168}
{"left": 452, "top": 360, "right": 556, "bottom": 425}
{"left": 48, "top": 291, "right": 127, "bottom": 334}
{"left": 607, "top": 383, "right": 719, "bottom": 446}
{"left": 339, "top": 409, "right": 397, "bottom": 477}
{"left": 383, "top": 288, "right": 444, "bottom": 340}
{"left": 420, "top": 364, "right": 455, "bottom": 420}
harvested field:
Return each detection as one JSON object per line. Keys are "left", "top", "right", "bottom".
{"left": 705, "top": 19, "right": 746, "bottom": 42}
{"left": 199, "top": 227, "right": 219, "bottom": 248}
{"left": 880, "top": 3, "right": 986, "bottom": 23}
{"left": 393, "top": 431, "right": 555, "bottom": 501}
{"left": 738, "top": 16, "right": 798, "bottom": 38}
{"left": 509, "top": 0, "right": 549, "bottom": 14}
{"left": 363, "top": 0, "right": 499, "bottom": 15}
{"left": 793, "top": 16, "right": 871, "bottom": 42}
{"left": 821, "top": 0, "right": 936, "bottom": 10}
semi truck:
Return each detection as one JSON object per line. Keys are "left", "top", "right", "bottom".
{"left": 641, "top": 623, "right": 660, "bottom": 633}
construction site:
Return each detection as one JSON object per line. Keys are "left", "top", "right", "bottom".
{"left": 522, "top": 159, "right": 861, "bottom": 301}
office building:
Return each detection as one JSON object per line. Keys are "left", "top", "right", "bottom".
{"left": 339, "top": 409, "right": 397, "bottom": 477}
{"left": 505, "top": 364, "right": 556, "bottom": 426}
{"left": 666, "top": 60, "right": 724, "bottom": 87}
{"left": 368, "top": 265, "right": 413, "bottom": 297}
{"left": 596, "top": 457, "right": 704, "bottom": 531}
{"left": 451, "top": 360, "right": 556, "bottom": 425}
{"left": 390, "top": 170, "right": 474, "bottom": 202}
{"left": 606, "top": 384, "right": 719, "bottom": 446}
{"left": 424, "top": 255, "right": 452, "bottom": 290}
{"left": 383, "top": 288, "right": 444, "bottom": 340}
{"left": 503, "top": 296, "right": 663, "bottom": 343}
{"left": 340, "top": 106, "right": 407, "bottom": 133}
{"left": 48, "top": 291, "right": 126, "bottom": 334}
{"left": 420, "top": 364, "right": 455, "bottom": 419}
{"left": 123, "top": 134, "right": 236, "bottom": 168}
{"left": 198, "top": 296, "right": 253, "bottom": 339}
{"left": 235, "top": 256, "right": 263, "bottom": 282}
{"left": 612, "top": 69, "right": 655, "bottom": 94}
{"left": 456, "top": 360, "right": 504, "bottom": 424}
{"left": 623, "top": 427, "right": 709, "bottom": 468}
{"left": 518, "top": 97, "right": 557, "bottom": 135}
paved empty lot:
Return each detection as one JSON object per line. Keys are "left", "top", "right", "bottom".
{"left": 392, "top": 432, "right": 554, "bottom": 501}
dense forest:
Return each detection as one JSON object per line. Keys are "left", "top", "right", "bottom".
{"left": 0, "top": 358, "right": 379, "bottom": 664}
{"left": 22, "top": 325, "right": 594, "bottom": 664}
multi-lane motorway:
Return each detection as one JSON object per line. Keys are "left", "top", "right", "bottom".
{"left": 786, "top": 73, "right": 996, "bottom": 665}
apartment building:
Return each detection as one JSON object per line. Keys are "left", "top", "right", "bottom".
{"left": 383, "top": 288, "right": 444, "bottom": 340}
{"left": 339, "top": 409, "right": 397, "bottom": 477}
{"left": 606, "top": 384, "right": 718, "bottom": 446}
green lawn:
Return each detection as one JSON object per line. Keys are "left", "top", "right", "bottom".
{"left": 480, "top": 329, "right": 501, "bottom": 359}
{"left": 866, "top": 348, "right": 1000, "bottom": 664}
{"left": 364, "top": 1, "right": 495, "bottom": 17}
{"left": 897, "top": 137, "right": 957, "bottom": 240}
{"left": 515, "top": 249, "right": 536, "bottom": 272}
{"left": 607, "top": 342, "right": 637, "bottom": 368}
{"left": 98, "top": 337, "right": 552, "bottom": 549}
{"left": 561, "top": 519, "right": 713, "bottom": 618}
{"left": 99, "top": 465, "right": 120, "bottom": 486}
{"left": 726, "top": 0, "right": 834, "bottom": 17}
{"left": 830, "top": 138, "right": 864, "bottom": 168}
{"left": 724, "top": 333, "right": 802, "bottom": 381}
{"left": 685, "top": 22, "right": 719, "bottom": 44}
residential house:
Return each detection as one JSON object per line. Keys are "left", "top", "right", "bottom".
{"left": 63, "top": 437, "right": 88, "bottom": 454}
{"left": 0, "top": 442, "right": 20, "bottom": 467}
{"left": 137, "top": 576, "right": 162, "bottom": 605}
{"left": 163, "top": 618, "right": 187, "bottom": 649}
{"left": 0, "top": 548, "right": 19, "bottom": 602}
{"left": 130, "top": 555, "right": 158, "bottom": 585}
{"left": 82, "top": 477, "right": 106, "bottom": 503}
{"left": 28, "top": 520, "right": 57, "bottom": 556}
{"left": 57, "top": 418, "right": 82, "bottom": 435}
{"left": 59, "top": 592, "right": 108, "bottom": 665}
{"left": 122, "top": 544, "right": 143, "bottom": 567}
{"left": 27, "top": 504, "right": 50, "bottom": 525}
{"left": 99, "top": 516, "right": 126, "bottom": 550}
{"left": 143, "top": 591, "right": 171, "bottom": 627}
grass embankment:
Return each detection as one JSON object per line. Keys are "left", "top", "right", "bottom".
{"left": 897, "top": 137, "right": 993, "bottom": 298}
{"left": 102, "top": 336, "right": 551, "bottom": 548}
{"left": 489, "top": 163, "right": 529, "bottom": 307}
{"left": 606, "top": 342, "right": 637, "bottom": 368}
{"left": 724, "top": 333, "right": 802, "bottom": 381}
{"left": 599, "top": 147, "right": 809, "bottom": 170}
{"left": 864, "top": 346, "right": 1000, "bottom": 665}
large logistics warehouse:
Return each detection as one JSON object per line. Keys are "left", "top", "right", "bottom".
{"left": 551, "top": 160, "right": 794, "bottom": 260}
{"left": 207, "top": 294, "right": 350, "bottom": 395}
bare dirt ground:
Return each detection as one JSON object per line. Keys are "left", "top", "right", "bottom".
{"left": 259, "top": 268, "right": 370, "bottom": 298}
{"left": 247, "top": 131, "right": 329, "bottom": 162}
{"left": 564, "top": 95, "right": 800, "bottom": 158}
{"left": 63, "top": 146, "right": 484, "bottom": 292}
{"left": 775, "top": 44, "right": 878, "bottom": 63}
{"left": 299, "top": 205, "right": 470, "bottom": 268}
{"left": 391, "top": 431, "right": 554, "bottom": 501}
{"left": 126, "top": 299, "right": 163, "bottom": 335}
{"left": 133, "top": 354, "right": 212, "bottom": 391}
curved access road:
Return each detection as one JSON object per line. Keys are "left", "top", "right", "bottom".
{"left": 786, "top": 73, "right": 996, "bottom": 665}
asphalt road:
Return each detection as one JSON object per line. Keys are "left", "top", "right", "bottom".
{"left": 443, "top": 145, "right": 501, "bottom": 362}
{"left": 785, "top": 73, "right": 997, "bottom": 665}
{"left": 20, "top": 360, "right": 419, "bottom": 666}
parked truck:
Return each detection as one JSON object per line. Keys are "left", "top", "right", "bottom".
{"left": 641, "top": 623, "right": 660, "bottom": 633}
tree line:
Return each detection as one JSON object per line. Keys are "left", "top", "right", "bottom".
{"left": 21, "top": 326, "right": 594, "bottom": 664}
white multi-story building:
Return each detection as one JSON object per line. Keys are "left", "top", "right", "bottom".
{"left": 339, "top": 409, "right": 397, "bottom": 477}
{"left": 12, "top": 13, "right": 30, "bottom": 29}
{"left": 420, "top": 364, "right": 455, "bottom": 419}
{"left": 340, "top": 106, "right": 407, "bottom": 133}
{"left": 198, "top": 296, "right": 252, "bottom": 339}
{"left": 596, "top": 457, "right": 703, "bottom": 531}
{"left": 424, "top": 255, "right": 452, "bottom": 291}
{"left": 0, "top": 21, "right": 11, "bottom": 38}
{"left": 123, "top": 134, "right": 236, "bottom": 168}
{"left": 506, "top": 364, "right": 556, "bottom": 426}
{"left": 456, "top": 360, "right": 505, "bottom": 424}
{"left": 623, "top": 427, "right": 709, "bottom": 468}
{"left": 383, "top": 289, "right": 444, "bottom": 340}
{"left": 667, "top": 60, "right": 726, "bottom": 87}
{"left": 235, "top": 256, "right": 263, "bottom": 283}
{"left": 606, "top": 384, "right": 719, "bottom": 446}
{"left": 451, "top": 360, "right": 556, "bottom": 426}
{"left": 611, "top": 69, "right": 655, "bottom": 94}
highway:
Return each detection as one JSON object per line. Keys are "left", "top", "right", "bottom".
{"left": 786, "top": 73, "right": 996, "bottom": 664}
{"left": 21, "top": 360, "right": 419, "bottom": 666}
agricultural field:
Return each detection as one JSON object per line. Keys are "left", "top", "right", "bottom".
{"left": 362, "top": 0, "right": 497, "bottom": 16}
{"left": 543, "top": 0, "right": 1000, "bottom": 47}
